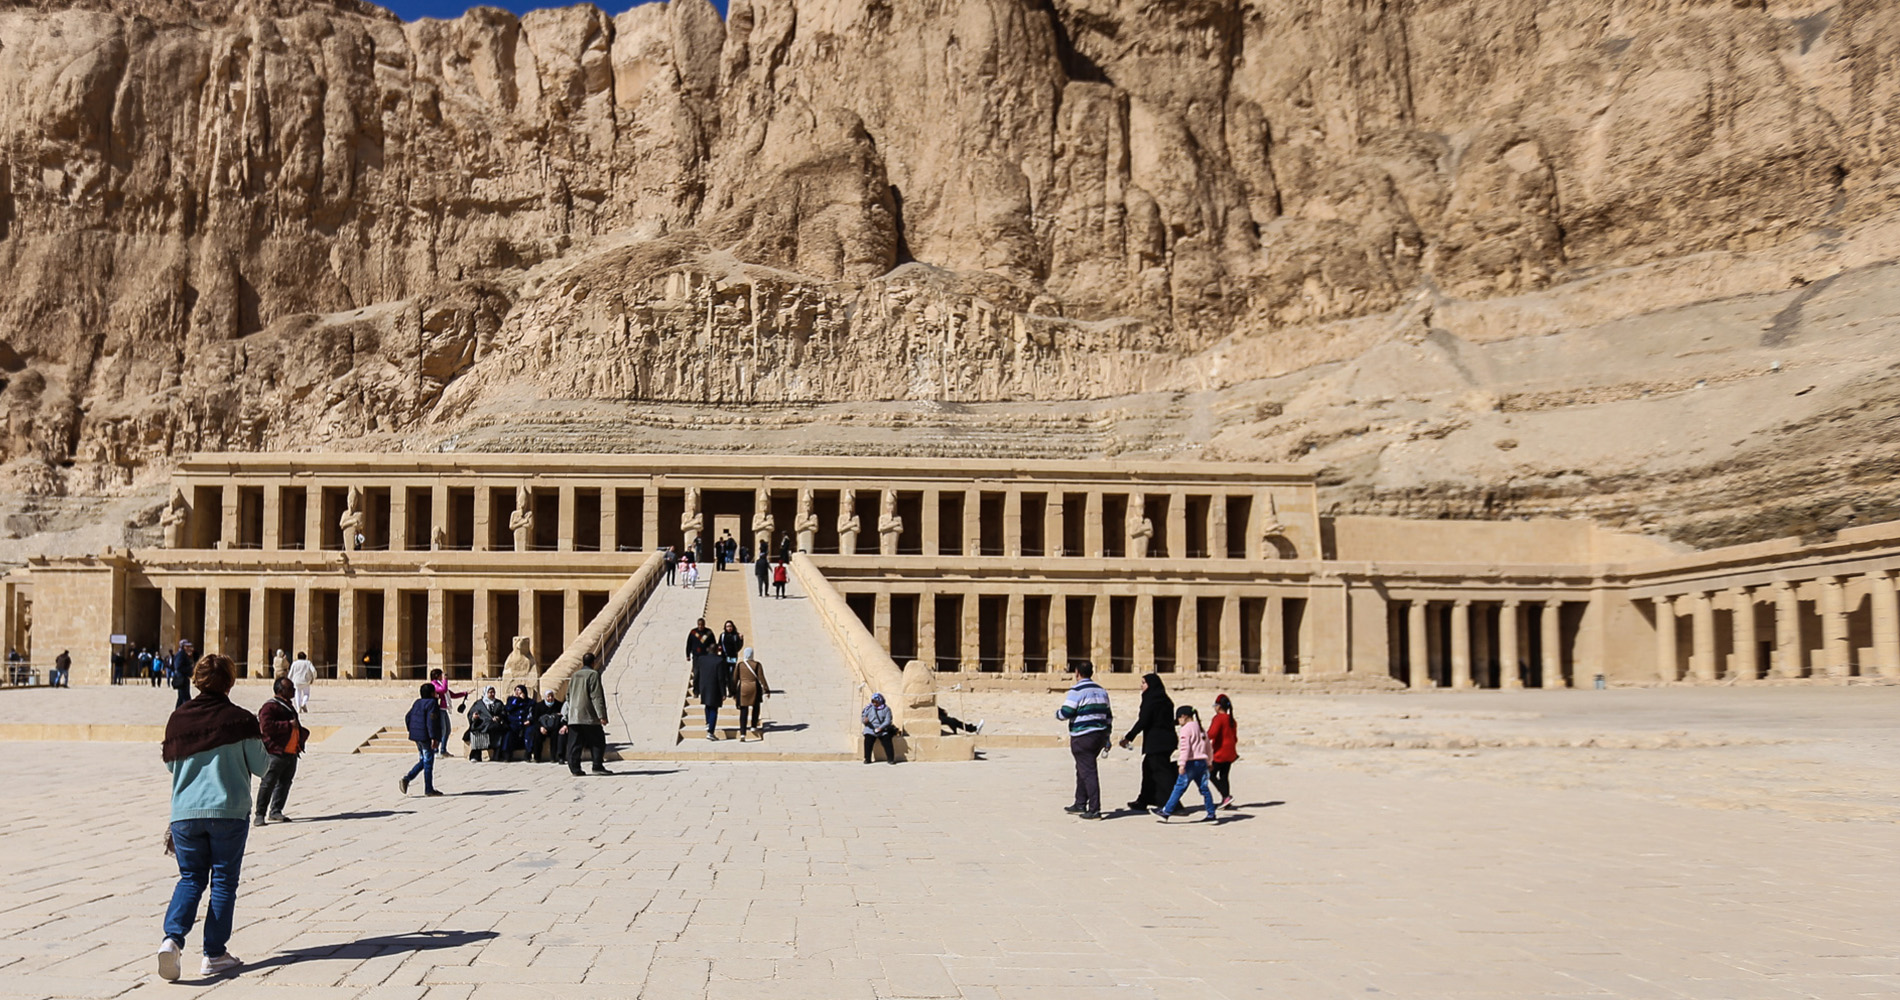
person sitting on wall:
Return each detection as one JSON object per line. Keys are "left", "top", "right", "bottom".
{"left": 466, "top": 686, "right": 509, "bottom": 762}
{"left": 532, "top": 689, "right": 566, "bottom": 763}
{"left": 503, "top": 684, "right": 537, "bottom": 762}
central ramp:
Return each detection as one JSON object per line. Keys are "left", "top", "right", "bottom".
{"left": 601, "top": 571, "right": 708, "bottom": 754}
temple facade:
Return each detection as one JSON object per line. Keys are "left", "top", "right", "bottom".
{"left": 6, "top": 453, "right": 1898, "bottom": 689}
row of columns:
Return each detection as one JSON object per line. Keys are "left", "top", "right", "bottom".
{"left": 1651, "top": 571, "right": 1900, "bottom": 680}
{"left": 1404, "top": 599, "right": 1569, "bottom": 689}
{"left": 154, "top": 583, "right": 587, "bottom": 679}
{"left": 189, "top": 481, "right": 1298, "bottom": 561}
{"left": 854, "top": 589, "right": 1306, "bottom": 675}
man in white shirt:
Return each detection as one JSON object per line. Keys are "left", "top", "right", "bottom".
{"left": 287, "top": 651, "right": 317, "bottom": 711}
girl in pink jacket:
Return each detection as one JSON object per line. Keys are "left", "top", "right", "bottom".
{"left": 1156, "top": 705, "right": 1219, "bottom": 823}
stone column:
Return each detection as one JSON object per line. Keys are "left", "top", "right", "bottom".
{"left": 1730, "top": 586, "right": 1758, "bottom": 682}
{"left": 262, "top": 488, "right": 282, "bottom": 550}
{"left": 1133, "top": 594, "right": 1155, "bottom": 673}
{"left": 1004, "top": 488, "right": 1023, "bottom": 559}
{"left": 1690, "top": 591, "right": 1717, "bottom": 681}
{"left": 1044, "top": 497, "right": 1064, "bottom": 557}
{"left": 426, "top": 588, "right": 446, "bottom": 677}
{"left": 473, "top": 487, "right": 491, "bottom": 552}
{"left": 383, "top": 586, "right": 403, "bottom": 677}
{"left": 520, "top": 587, "right": 538, "bottom": 667}
{"left": 1219, "top": 594, "right": 1241, "bottom": 672}
{"left": 1773, "top": 581, "right": 1801, "bottom": 677}
{"left": 247, "top": 585, "right": 267, "bottom": 677}
{"left": 916, "top": 591, "right": 937, "bottom": 670}
{"left": 960, "top": 589, "right": 981, "bottom": 671}
{"left": 564, "top": 588, "right": 582, "bottom": 651}
{"left": 473, "top": 589, "right": 493, "bottom": 677}
{"left": 292, "top": 589, "right": 311, "bottom": 665}
{"left": 219, "top": 490, "right": 238, "bottom": 550}
{"left": 1407, "top": 600, "right": 1430, "bottom": 690}
{"left": 1049, "top": 592, "right": 1069, "bottom": 671}
{"left": 642, "top": 484, "right": 660, "bottom": 551}
{"left": 1179, "top": 593, "right": 1200, "bottom": 671}
{"left": 1541, "top": 601, "right": 1565, "bottom": 688}
{"left": 1655, "top": 595, "right": 1678, "bottom": 681}
{"left": 557, "top": 486, "right": 576, "bottom": 552}
{"left": 337, "top": 590, "right": 358, "bottom": 679}
{"left": 873, "top": 589, "right": 892, "bottom": 651}
{"left": 1090, "top": 595, "right": 1111, "bottom": 672}
{"left": 1084, "top": 490, "right": 1104, "bottom": 558}
{"left": 1167, "top": 490, "right": 1187, "bottom": 558}
{"left": 921, "top": 488, "right": 940, "bottom": 557}
{"left": 204, "top": 588, "right": 225, "bottom": 658}
{"left": 1210, "top": 498, "right": 1229, "bottom": 559}
{"left": 600, "top": 487, "right": 618, "bottom": 552}
{"left": 1265, "top": 594, "right": 1285, "bottom": 675}
{"left": 1449, "top": 600, "right": 1472, "bottom": 689}
{"left": 1499, "top": 600, "right": 1523, "bottom": 689}
{"left": 304, "top": 487, "right": 324, "bottom": 552}
{"left": 1003, "top": 591, "right": 1024, "bottom": 672}
{"left": 159, "top": 585, "right": 179, "bottom": 657}
{"left": 431, "top": 484, "right": 449, "bottom": 550}
{"left": 1820, "top": 576, "right": 1850, "bottom": 679}
{"left": 1873, "top": 570, "right": 1900, "bottom": 680}
{"left": 963, "top": 488, "right": 982, "bottom": 556}
{"left": 389, "top": 488, "right": 408, "bottom": 552}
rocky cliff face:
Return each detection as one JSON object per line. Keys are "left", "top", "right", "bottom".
{"left": 0, "top": 0, "right": 1897, "bottom": 546}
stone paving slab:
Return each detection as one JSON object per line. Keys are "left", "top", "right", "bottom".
{"left": 3, "top": 698, "right": 1898, "bottom": 1000}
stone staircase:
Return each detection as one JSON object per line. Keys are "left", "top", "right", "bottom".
{"left": 678, "top": 565, "right": 757, "bottom": 742}
{"left": 357, "top": 726, "right": 414, "bottom": 754}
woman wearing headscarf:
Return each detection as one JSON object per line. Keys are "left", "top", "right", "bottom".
{"left": 732, "top": 647, "right": 770, "bottom": 740}
{"left": 862, "top": 693, "right": 897, "bottom": 764}
{"left": 157, "top": 653, "right": 268, "bottom": 981}
{"left": 1117, "top": 673, "right": 1177, "bottom": 811}
{"left": 467, "top": 686, "right": 508, "bottom": 762}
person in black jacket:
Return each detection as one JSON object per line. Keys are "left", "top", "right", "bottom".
{"left": 171, "top": 641, "right": 198, "bottom": 708}
{"left": 691, "top": 651, "right": 734, "bottom": 742}
{"left": 1118, "top": 673, "right": 1177, "bottom": 811}
{"left": 398, "top": 684, "right": 443, "bottom": 796}
{"left": 718, "top": 621, "right": 745, "bottom": 664}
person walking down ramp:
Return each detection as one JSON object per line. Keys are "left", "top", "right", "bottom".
{"left": 399, "top": 684, "right": 444, "bottom": 798}
{"left": 1057, "top": 661, "right": 1112, "bottom": 819}
{"left": 561, "top": 653, "right": 610, "bottom": 774}
{"left": 157, "top": 654, "right": 268, "bottom": 981}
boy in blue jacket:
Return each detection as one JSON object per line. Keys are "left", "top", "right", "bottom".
{"left": 399, "top": 683, "right": 444, "bottom": 796}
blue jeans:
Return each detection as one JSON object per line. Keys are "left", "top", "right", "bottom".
{"left": 704, "top": 704, "right": 719, "bottom": 734}
{"left": 403, "top": 742, "right": 437, "bottom": 792}
{"left": 1161, "top": 759, "right": 1217, "bottom": 819}
{"left": 164, "top": 818, "right": 250, "bottom": 957}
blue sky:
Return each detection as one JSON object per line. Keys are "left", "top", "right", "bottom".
{"left": 381, "top": 0, "right": 725, "bottom": 20}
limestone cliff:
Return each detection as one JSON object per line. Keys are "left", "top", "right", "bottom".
{"left": 0, "top": 0, "right": 1897, "bottom": 547}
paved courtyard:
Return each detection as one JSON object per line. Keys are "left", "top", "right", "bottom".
{"left": 0, "top": 687, "right": 1896, "bottom": 999}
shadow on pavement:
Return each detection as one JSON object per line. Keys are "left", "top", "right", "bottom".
{"left": 217, "top": 930, "right": 502, "bottom": 979}
{"left": 289, "top": 810, "right": 414, "bottom": 822}
{"left": 454, "top": 789, "right": 522, "bottom": 796}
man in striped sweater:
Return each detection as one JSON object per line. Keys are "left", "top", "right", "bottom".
{"left": 1057, "top": 661, "right": 1113, "bottom": 819}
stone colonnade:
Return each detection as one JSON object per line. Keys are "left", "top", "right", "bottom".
{"left": 1396, "top": 597, "right": 1573, "bottom": 689}
{"left": 1646, "top": 571, "right": 1900, "bottom": 681}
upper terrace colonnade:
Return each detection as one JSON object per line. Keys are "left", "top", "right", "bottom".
{"left": 6, "top": 453, "right": 1898, "bottom": 689}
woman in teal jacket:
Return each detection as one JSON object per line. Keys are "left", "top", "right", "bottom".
{"left": 157, "top": 653, "right": 267, "bottom": 981}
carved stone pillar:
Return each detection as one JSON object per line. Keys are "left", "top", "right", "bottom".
{"left": 960, "top": 589, "right": 981, "bottom": 672}
{"left": 1408, "top": 600, "right": 1430, "bottom": 690}
{"left": 1084, "top": 490, "right": 1104, "bottom": 558}
{"left": 1540, "top": 600, "right": 1565, "bottom": 688}
{"left": 1210, "top": 498, "right": 1229, "bottom": 559}
{"left": 1449, "top": 600, "right": 1472, "bottom": 689}
{"left": 1265, "top": 594, "right": 1285, "bottom": 675}
{"left": 382, "top": 586, "right": 403, "bottom": 678}
{"left": 262, "top": 488, "right": 282, "bottom": 551}
{"left": 219, "top": 491, "right": 238, "bottom": 551}
{"left": 247, "top": 585, "right": 267, "bottom": 678}
{"left": 473, "top": 487, "right": 491, "bottom": 553}
{"left": 389, "top": 488, "right": 408, "bottom": 552}
{"left": 1219, "top": 594, "right": 1241, "bottom": 672}
{"left": 1471, "top": 602, "right": 1492, "bottom": 688}
{"left": 600, "top": 487, "right": 618, "bottom": 553}
{"left": 337, "top": 589, "right": 358, "bottom": 679}
{"left": 557, "top": 486, "right": 576, "bottom": 553}
{"left": 1873, "top": 570, "right": 1900, "bottom": 680}
{"left": 293, "top": 586, "right": 313, "bottom": 666}
{"left": 963, "top": 488, "right": 982, "bottom": 557}
{"left": 1166, "top": 490, "right": 1187, "bottom": 559}
{"left": 1499, "top": 600, "right": 1522, "bottom": 689}
{"left": 1003, "top": 591, "right": 1024, "bottom": 672}
{"left": 1655, "top": 595, "right": 1678, "bottom": 681}
{"left": 1773, "top": 581, "right": 1801, "bottom": 677}
{"left": 1044, "top": 497, "right": 1064, "bottom": 558}
{"left": 1004, "top": 488, "right": 1023, "bottom": 559}
{"left": 1730, "top": 586, "right": 1758, "bottom": 682}
{"left": 426, "top": 588, "right": 446, "bottom": 678}
{"left": 1820, "top": 576, "right": 1850, "bottom": 678}
{"left": 921, "top": 489, "right": 940, "bottom": 558}
{"left": 1049, "top": 592, "right": 1069, "bottom": 672}
{"left": 473, "top": 589, "right": 493, "bottom": 677}
{"left": 1179, "top": 594, "right": 1199, "bottom": 671}
{"left": 873, "top": 589, "right": 892, "bottom": 651}
{"left": 1133, "top": 594, "right": 1155, "bottom": 674}
{"left": 1690, "top": 591, "right": 1717, "bottom": 682}
{"left": 916, "top": 591, "right": 937, "bottom": 670}
{"left": 642, "top": 482, "right": 660, "bottom": 552}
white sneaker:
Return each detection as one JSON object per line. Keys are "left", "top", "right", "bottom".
{"left": 201, "top": 953, "right": 242, "bottom": 976}
{"left": 973, "top": 719, "right": 986, "bottom": 734}
{"left": 157, "top": 938, "right": 181, "bottom": 981}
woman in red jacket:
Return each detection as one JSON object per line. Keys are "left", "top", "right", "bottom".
{"left": 1207, "top": 693, "right": 1238, "bottom": 809}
